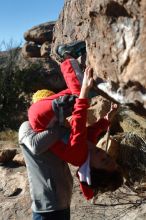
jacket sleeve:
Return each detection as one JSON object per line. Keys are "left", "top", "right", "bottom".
{"left": 19, "top": 121, "right": 67, "bottom": 155}
{"left": 87, "top": 118, "right": 110, "bottom": 144}
{"left": 50, "top": 98, "right": 89, "bottom": 166}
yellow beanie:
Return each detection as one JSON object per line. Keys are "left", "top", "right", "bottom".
{"left": 32, "top": 89, "right": 55, "bottom": 103}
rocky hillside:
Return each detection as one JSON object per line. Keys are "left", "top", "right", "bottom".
{"left": 1, "top": 0, "right": 146, "bottom": 219}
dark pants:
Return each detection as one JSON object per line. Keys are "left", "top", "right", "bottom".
{"left": 32, "top": 208, "right": 70, "bottom": 220}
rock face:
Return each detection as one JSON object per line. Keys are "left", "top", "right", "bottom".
{"left": 52, "top": 0, "right": 146, "bottom": 88}
{"left": 86, "top": 96, "right": 111, "bottom": 126}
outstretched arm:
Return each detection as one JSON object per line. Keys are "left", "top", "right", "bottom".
{"left": 79, "top": 67, "right": 93, "bottom": 98}
{"left": 19, "top": 121, "right": 68, "bottom": 155}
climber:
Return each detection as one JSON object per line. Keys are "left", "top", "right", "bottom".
{"left": 19, "top": 41, "right": 123, "bottom": 220}
{"left": 28, "top": 40, "right": 123, "bottom": 196}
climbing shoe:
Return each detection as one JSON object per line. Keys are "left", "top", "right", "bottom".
{"left": 56, "top": 40, "right": 86, "bottom": 59}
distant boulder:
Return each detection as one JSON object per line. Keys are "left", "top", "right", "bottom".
{"left": 24, "top": 21, "right": 55, "bottom": 45}
{"left": 21, "top": 42, "right": 41, "bottom": 58}
{"left": 40, "top": 41, "right": 51, "bottom": 57}
{"left": 0, "top": 148, "right": 17, "bottom": 163}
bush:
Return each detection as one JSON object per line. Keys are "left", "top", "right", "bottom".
{"left": 0, "top": 43, "right": 45, "bottom": 130}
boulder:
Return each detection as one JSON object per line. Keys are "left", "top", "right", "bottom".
{"left": 86, "top": 95, "right": 111, "bottom": 126}
{"left": 118, "top": 108, "right": 146, "bottom": 140}
{"left": 24, "top": 21, "right": 55, "bottom": 45}
{"left": 40, "top": 41, "right": 51, "bottom": 57}
{"left": 109, "top": 133, "right": 146, "bottom": 185}
{"left": 0, "top": 148, "right": 17, "bottom": 163}
{"left": 13, "top": 153, "right": 25, "bottom": 166}
{"left": 21, "top": 42, "right": 41, "bottom": 58}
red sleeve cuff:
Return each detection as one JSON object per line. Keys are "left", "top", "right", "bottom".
{"left": 75, "top": 98, "right": 89, "bottom": 107}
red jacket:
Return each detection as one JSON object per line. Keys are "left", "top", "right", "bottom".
{"left": 50, "top": 98, "right": 89, "bottom": 167}
{"left": 28, "top": 89, "right": 72, "bottom": 132}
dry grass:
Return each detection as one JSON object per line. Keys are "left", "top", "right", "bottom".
{"left": 0, "top": 129, "right": 18, "bottom": 144}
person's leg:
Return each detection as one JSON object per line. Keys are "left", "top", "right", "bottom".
{"left": 49, "top": 208, "right": 70, "bottom": 220}
{"left": 32, "top": 212, "right": 42, "bottom": 220}
{"left": 61, "top": 58, "right": 83, "bottom": 96}
{"left": 32, "top": 208, "right": 70, "bottom": 220}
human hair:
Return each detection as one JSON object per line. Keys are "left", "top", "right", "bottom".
{"left": 90, "top": 167, "right": 123, "bottom": 193}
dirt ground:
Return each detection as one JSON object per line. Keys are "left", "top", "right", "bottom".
{"left": 1, "top": 153, "right": 146, "bottom": 220}
{"left": 70, "top": 165, "right": 146, "bottom": 220}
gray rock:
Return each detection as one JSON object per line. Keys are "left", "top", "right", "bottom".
{"left": 0, "top": 149, "right": 17, "bottom": 163}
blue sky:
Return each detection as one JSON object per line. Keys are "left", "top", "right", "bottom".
{"left": 0, "top": 0, "right": 64, "bottom": 48}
